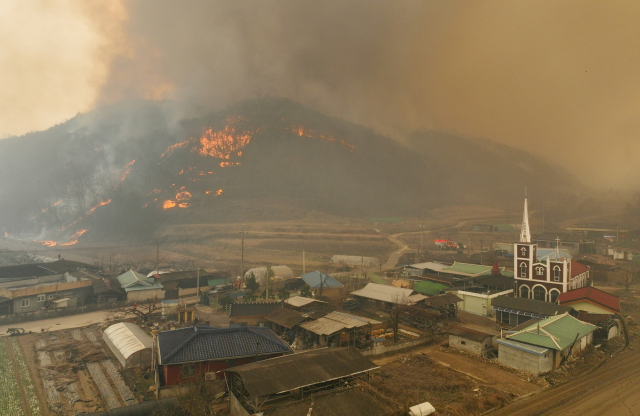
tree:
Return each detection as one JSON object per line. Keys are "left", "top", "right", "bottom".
{"left": 218, "top": 295, "right": 232, "bottom": 312}
{"left": 109, "top": 298, "right": 159, "bottom": 322}
{"left": 278, "top": 287, "right": 290, "bottom": 300}
{"left": 614, "top": 262, "right": 640, "bottom": 291}
{"left": 245, "top": 273, "right": 259, "bottom": 293}
{"left": 243, "top": 292, "right": 256, "bottom": 302}
{"left": 300, "top": 284, "right": 312, "bottom": 298}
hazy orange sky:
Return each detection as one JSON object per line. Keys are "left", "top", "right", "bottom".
{"left": 2, "top": 1, "right": 640, "bottom": 189}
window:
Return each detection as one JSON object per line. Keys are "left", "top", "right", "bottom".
{"left": 182, "top": 364, "right": 195, "bottom": 378}
{"left": 520, "top": 286, "right": 530, "bottom": 299}
{"left": 550, "top": 290, "right": 560, "bottom": 303}
{"left": 226, "top": 359, "right": 236, "bottom": 366}
{"left": 48, "top": 294, "right": 55, "bottom": 299}
{"left": 460, "top": 341, "right": 466, "bottom": 345}
{"left": 21, "top": 299, "right": 30, "bottom": 308}
{"left": 37, "top": 294, "right": 46, "bottom": 302}
{"left": 553, "top": 266, "right": 561, "bottom": 282}
{"left": 520, "top": 262, "right": 527, "bottom": 278}
{"left": 533, "top": 286, "right": 546, "bottom": 301}
{"left": 536, "top": 266, "right": 544, "bottom": 276}
{"left": 499, "top": 311, "right": 510, "bottom": 324}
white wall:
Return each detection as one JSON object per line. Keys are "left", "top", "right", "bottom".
{"left": 498, "top": 344, "right": 553, "bottom": 375}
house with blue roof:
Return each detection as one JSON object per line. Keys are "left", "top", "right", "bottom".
{"left": 157, "top": 325, "right": 292, "bottom": 385}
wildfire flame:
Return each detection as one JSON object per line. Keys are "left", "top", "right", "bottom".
{"left": 86, "top": 199, "right": 112, "bottom": 216}
{"left": 206, "top": 189, "right": 223, "bottom": 196}
{"left": 160, "top": 138, "right": 193, "bottom": 158}
{"left": 220, "top": 162, "right": 240, "bottom": 167}
{"left": 163, "top": 200, "right": 176, "bottom": 209}
{"left": 176, "top": 191, "right": 192, "bottom": 201}
{"left": 287, "top": 125, "right": 355, "bottom": 151}
{"left": 41, "top": 200, "right": 62, "bottom": 213}
{"left": 115, "top": 160, "right": 136, "bottom": 189}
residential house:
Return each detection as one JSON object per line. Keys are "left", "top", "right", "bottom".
{"left": 557, "top": 287, "right": 620, "bottom": 314}
{"left": 496, "top": 313, "right": 597, "bottom": 374}
{"left": 152, "top": 270, "right": 212, "bottom": 299}
{"left": 351, "top": 283, "right": 427, "bottom": 310}
{"left": 223, "top": 348, "right": 383, "bottom": 416}
{"left": 264, "top": 307, "right": 312, "bottom": 342}
{"left": 298, "top": 311, "right": 381, "bottom": 348}
{"left": 402, "top": 262, "right": 449, "bottom": 278}
{"left": 73, "top": 269, "right": 125, "bottom": 304}
{"left": 576, "top": 311, "right": 620, "bottom": 341}
{"left": 0, "top": 272, "right": 92, "bottom": 314}
{"left": 448, "top": 326, "right": 494, "bottom": 358}
{"left": 607, "top": 240, "right": 640, "bottom": 261}
{"left": 300, "top": 271, "right": 344, "bottom": 299}
{"left": 492, "top": 296, "right": 575, "bottom": 329}
{"left": 229, "top": 302, "right": 282, "bottom": 326}
{"left": 454, "top": 289, "right": 513, "bottom": 317}
{"left": 535, "top": 232, "right": 595, "bottom": 255}
{"left": 157, "top": 326, "right": 292, "bottom": 386}
{"left": 117, "top": 270, "right": 164, "bottom": 302}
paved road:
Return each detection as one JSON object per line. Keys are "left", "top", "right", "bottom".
{"left": 0, "top": 310, "right": 111, "bottom": 335}
{"left": 490, "top": 348, "right": 640, "bottom": 416}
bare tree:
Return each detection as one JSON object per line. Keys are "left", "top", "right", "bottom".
{"left": 613, "top": 262, "right": 640, "bottom": 291}
{"left": 109, "top": 298, "right": 159, "bottom": 323}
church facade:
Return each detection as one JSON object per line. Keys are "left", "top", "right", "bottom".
{"left": 513, "top": 196, "right": 589, "bottom": 303}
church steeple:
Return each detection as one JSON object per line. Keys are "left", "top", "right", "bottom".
{"left": 520, "top": 188, "right": 531, "bottom": 243}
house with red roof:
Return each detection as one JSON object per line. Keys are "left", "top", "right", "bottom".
{"left": 557, "top": 286, "right": 620, "bottom": 314}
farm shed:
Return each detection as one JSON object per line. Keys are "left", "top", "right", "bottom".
{"left": 448, "top": 326, "right": 494, "bottom": 358}
{"left": 495, "top": 338, "right": 553, "bottom": 375}
{"left": 103, "top": 322, "right": 153, "bottom": 368}
{"left": 244, "top": 266, "right": 294, "bottom": 285}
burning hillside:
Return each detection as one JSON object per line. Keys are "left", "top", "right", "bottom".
{"left": 0, "top": 97, "right": 580, "bottom": 243}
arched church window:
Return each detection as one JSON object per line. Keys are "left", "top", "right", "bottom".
{"left": 520, "top": 262, "right": 527, "bottom": 278}
{"left": 520, "top": 285, "right": 530, "bottom": 299}
{"left": 533, "top": 286, "right": 547, "bottom": 301}
{"left": 549, "top": 290, "right": 560, "bottom": 303}
{"left": 553, "top": 266, "right": 561, "bottom": 282}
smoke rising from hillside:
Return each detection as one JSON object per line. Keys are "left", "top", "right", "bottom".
{"left": 4, "top": 1, "right": 640, "bottom": 189}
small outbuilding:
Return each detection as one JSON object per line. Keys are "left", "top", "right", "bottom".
{"left": 103, "top": 322, "right": 153, "bottom": 368}
{"left": 448, "top": 326, "right": 494, "bottom": 358}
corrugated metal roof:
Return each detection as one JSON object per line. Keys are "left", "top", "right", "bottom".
{"left": 537, "top": 249, "right": 572, "bottom": 260}
{"left": 442, "top": 262, "right": 493, "bottom": 276}
{"left": 496, "top": 338, "right": 550, "bottom": 356}
{"left": 103, "top": 322, "right": 152, "bottom": 361}
{"left": 301, "top": 271, "right": 344, "bottom": 288}
{"left": 506, "top": 313, "right": 597, "bottom": 350}
{"left": 229, "top": 301, "right": 281, "bottom": 317}
{"left": 351, "top": 283, "right": 422, "bottom": 304}
{"left": 224, "top": 348, "right": 378, "bottom": 397}
{"left": 116, "top": 270, "right": 162, "bottom": 292}
{"left": 268, "top": 387, "right": 392, "bottom": 416}
{"left": 405, "top": 262, "right": 448, "bottom": 271}
{"left": 265, "top": 307, "right": 307, "bottom": 329}
{"left": 284, "top": 296, "right": 327, "bottom": 308}
{"left": 491, "top": 296, "right": 574, "bottom": 316}
{"left": 299, "top": 311, "right": 380, "bottom": 335}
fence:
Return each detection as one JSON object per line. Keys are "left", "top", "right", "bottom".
{"left": 0, "top": 300, "right": 129, "bottom": 325}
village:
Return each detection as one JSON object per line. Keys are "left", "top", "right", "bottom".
{"left": 0, "top": 197, "right": 637, "bottom": 416}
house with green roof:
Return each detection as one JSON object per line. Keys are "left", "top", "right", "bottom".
{"left": 116, "top": 270, "right": 164, "bottom": 302}
{"left": 496, "top": 313, "right": 597, "bottom": 374}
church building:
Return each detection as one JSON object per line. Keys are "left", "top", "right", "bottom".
{"left": 514, "top": 195, "right": 590, "bottom": 303}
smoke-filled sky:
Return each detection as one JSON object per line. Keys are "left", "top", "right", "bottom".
{"left": 2, "top": 0, "right": 640, "bottom": 189}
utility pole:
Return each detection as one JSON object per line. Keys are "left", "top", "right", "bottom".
{"left": 303, "top": 250, "right": 306, "bottom": 275}
{"left": 480, "top": 239, "right": 483, "bottom": 265}
{"left": 156, "top": 242, "right": 160, "bottom": 271}
{"left": 240, "top": 224, "right": 245, "bottom": 285}
{"left": 542, "top": 203, "right": 545, "bottom": 233}
{"left": 419, "top": 212, "right": 424, "bottom": 256}
{"left": 196, "top": 268, "right": 200, "bottom": 305}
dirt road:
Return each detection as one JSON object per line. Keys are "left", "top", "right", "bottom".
{"left": 0, "top": 310, "right": 111, "bottom": 335}
{"left": 490, "top": 348, "right": 640, "bottom": 416}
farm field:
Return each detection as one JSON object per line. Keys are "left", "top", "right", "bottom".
{"left": 0, "top": 337, "right": 43, "bottom": 416}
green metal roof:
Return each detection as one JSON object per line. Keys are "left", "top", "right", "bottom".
{"left": 506, "top": 313, "right": 597, "bottom": 350}
{"left": 443, "top": 262, "right": 493, "bottom": 276}
{"left": 116, "top": 270, "right": 163, "bottom": 292}
{"left": 413, "top": 281, "right": 450, "bottom": 296}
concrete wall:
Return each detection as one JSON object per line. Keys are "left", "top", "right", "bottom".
{"left": 230, "top": 392, "right": 252, "bottom": 416}
{"left": 457, "top": 290, "right": 512, "bottom": 318}
{"left": 126, "top": 289, "right": 165, "bottom": 303}
{"left": 360, "top": 337, "right": 429, "bottom": 356}
{"left": 449, "top": 335, "right": 492, "bottom": 357}
{"left": 498, "top": 344, "right": 553, "bottom": 375}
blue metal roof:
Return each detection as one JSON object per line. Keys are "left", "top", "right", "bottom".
{"left": 301, "top": 271, "right": 343, "bottom": 289}
{"left": 158, "top": 326, "right": 292, "bottom": 365}
{"left": 496, "top": 338, "right": 550, "bottom": 356}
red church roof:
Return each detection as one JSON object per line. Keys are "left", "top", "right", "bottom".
{"left": 570, "top": 261, "right": 590, "bottom": 278}
{"left": 558, "top": 287, "right": 620, "bottom": 312}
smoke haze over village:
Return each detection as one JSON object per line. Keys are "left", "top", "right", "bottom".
{"left": 2, "top": 1, "right": 640, "bottom": 188}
